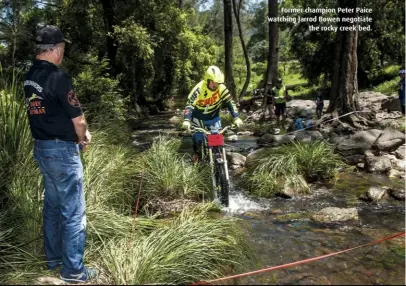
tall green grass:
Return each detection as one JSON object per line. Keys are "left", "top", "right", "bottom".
{"left": 100, "top": 204, "right": 249, "bottom": 285}
{"left": 245, "top": 141, "right": 344, "bottom": 197}
{"left": 375, "top": 77, "right": 399, "bottom": 96}
{"left": 134, "top": 136, "right": 211, "bottom": 203}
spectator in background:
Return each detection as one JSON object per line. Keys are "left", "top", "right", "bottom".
{"left": 399, "top": 69, "right": 405, "bottom": 116}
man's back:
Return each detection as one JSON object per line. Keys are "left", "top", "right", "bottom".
{"left": 24, "top": 59, "right": 82, "bottom": 142}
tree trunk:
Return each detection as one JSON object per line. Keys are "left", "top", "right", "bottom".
{"left": 232, "top": 0, "right": 251, "bottom": 102}
{"left": 223, "top": 0, "right": 236, "bottom": 101}
{"left": 262, "top": 0, "right": 278, "bottom": 112}
{"left": 101, "top": 0, "right": 118, "bottom": 75}
{"left": 327, "top": 0, "right": 360, "bottom": 117}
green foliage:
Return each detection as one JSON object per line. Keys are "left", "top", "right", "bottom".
{"left": 73, "top": 57, "right": 126, "bottom": 124}
{"left": 100, "top": 204, "right": 249, "bottom": 285}
{"left": 374, "top": 77, "right": 399, "bottom": 96}
{"left": 245, "top": 141, "right": 344, "bottom": 197}
{"left": 134, "top": 136, "right": 211, "bottom": 202}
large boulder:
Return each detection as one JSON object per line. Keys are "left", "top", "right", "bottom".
{"left": 336, "top": 129, "right": 382, "bottom": 156}
{"left": 360, "top": 186, "right": 389, "bottom": 202}
{"left": 364, "top": 155, "right": 392, "bottom": 173}
{"left": 294, "top": 130, "right": 324, "bottom": 143}
{"left": 312, "top": 207, "right": 359, "bottom": 222}
{"left": 257, "top": 134, "right": 295, "bottom": 146}
{"left": 226, "top": 152, "right": 246, "bottom": 169}
{"left": 359, "top": 91, "right": 388, "bottom": 112}
{"left": 381, "top": 96, "right": 401, "bottom": 112}
{"left": 372, "top": 128, "right": 405, "bottom": 152}
{"left": 286, "top": 100, "right": 317, "bottom": 118}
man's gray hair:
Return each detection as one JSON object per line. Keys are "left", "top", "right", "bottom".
{"left": 35, "top": 43, "right": 63, "bottom": 55}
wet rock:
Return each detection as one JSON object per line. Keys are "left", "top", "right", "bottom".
{"left": 227, "top": 135, "right": 238, "bottom": 142}
{"left": 381, "top": 95, "right": 401, "bottom": 112}
{"left": 360, "top": 186, "right": 389, "bottom": 202}
{"left": 279, "top": 175, "right": 310, "bottom": 198}
{"left": 395, "top": 145, "right": 405, "bottom": 160}
{"left": 245, "top": 147, "right": 269, "bottom": 167}
{"left": 343, "top": 154, "right": 364, "bottom": 165}
{"left": 372, "top": 128, "right": 405, "bottom": 152}
{"left": 237, "top": 131, "right": 253, "bottom": 136}
{"left": 388, "top": 188, "right": 405, "bottom": 201}
{"left": 294, "top": 130, "right": 324, "bottom": 143}
{"left": 226, "top": 152, "right": 246, "bottom": 168}
{"left": 357, "top": 162, "right": 365, "bottom": 169}
{"left": 388, "top": 169, "right": 403, "bottom": 179}
{"left": 312, "top": 207, "right": 359, "bottom": 222}
{"left": 365, "top": 155, "right": 392, "bottom": 173}
{"left": 336, "top": 129, "right": 382, "bottom": 156}
{"left": 257, "top": 134, "right": 295, "bottom": 146}
{"left": 168, "top": 115, "right": 181, "bottom": 124}
{"left": 225, "top": 130, "right": 235, "bottom": 136}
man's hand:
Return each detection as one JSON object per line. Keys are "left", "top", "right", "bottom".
{"left": 182, "top": 120, "right": 191, "bottom": 130}
{"left": 234, "top": 117, "right": 244, "bottom": 128}
{"left": 85, "top": 130, "right": 92, "bottom": 144}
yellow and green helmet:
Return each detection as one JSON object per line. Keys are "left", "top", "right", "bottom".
{"left": 204, "top": 65, "right": 225, "bottom": 84}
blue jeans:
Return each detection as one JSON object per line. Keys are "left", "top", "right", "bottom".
{"left": 33, "top": 139, "right": 86, "bottom": 276}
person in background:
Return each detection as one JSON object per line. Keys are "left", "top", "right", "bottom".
{"left": 295, "top": 116, "right": 304, "bottom": 130}
{"left": 271, "top": 78, "right": 289, "bottom": 128}
{"left": 315, "top": 92, "right": 324, "bottom": 119}
{"left": 305, "top": 116, "right": 313, "bottom": 129}
{"left": 399, "top": 69, "right": 405, "bottom": 116}
{"left": 23, "top": 25, "right": 97, "bottom": 283}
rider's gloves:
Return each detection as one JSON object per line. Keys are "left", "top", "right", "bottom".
{"left": 182, "top": 120, "right": 191, "bottom": 130}
{"left": 234, "top": 117, "right": 243, "bottom": 128}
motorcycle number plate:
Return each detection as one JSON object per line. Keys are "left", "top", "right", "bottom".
{"left": 207, "top": 134, "right": 224, "bottom": 147}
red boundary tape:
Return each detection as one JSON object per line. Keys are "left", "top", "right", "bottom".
{"left": 190, "top": 232, "right": 405, "bottom": 285}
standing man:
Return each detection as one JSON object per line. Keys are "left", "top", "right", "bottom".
{"left": 315, "top": 92, "right": 324, "bottom": 119}
{"left": 271, "top": 78, "right": 289, "bottom": 128}
{"left": 399, "top": 69, "right": 405, "bottom": 116}
{"left": 23, "top": 25, "right": 97, "bottom": 283}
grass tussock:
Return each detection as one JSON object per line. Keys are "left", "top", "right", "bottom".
{"left": 134, "top": 136, "right": 212, "bottom": 202}
{"left": 100, "top": 204, "right": 249, "bottom": 285}
{"left": 245, "top": 141, "right": 344, "bottom": 197}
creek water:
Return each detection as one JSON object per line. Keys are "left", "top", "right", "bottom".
{"left": 132, "top": 111, "right": 405, "bottom": 285}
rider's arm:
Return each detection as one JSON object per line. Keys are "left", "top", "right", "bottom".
{"left": 219, "top": 85, "right": 239, "bottom": 118}
{"left": 183, "top": 83, "right": 201, "bottom": 121}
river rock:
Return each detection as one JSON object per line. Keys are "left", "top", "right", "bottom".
{"left": 360, "top": 186, "right": 389, "bottom": 202}
{"left": 257, "top": 134, "right": 295, "bottom": 146}
{"left": 359, "top": 91, "right": 388, "bottom": 112}
{"left": 294, "top": 130, "right": 324, "bottom": 143}
{"left": 245, "top": 147, "right": 269, "bottom": 167}
{"left": 364, "top": 155, "right": 392, "bottom": 173}
{"left": 286, "top": 100, "right": 317, "bottom": 118}
{"left": 35, "top": 277, "right": 65, "bottom": 285}
{"left": 226, "top": 152, "right": 246, "bottom": 168}
{"left": 227, "top": 135, "right": 238, "bottom": 142}
{"left": 237, "top": 131, "right": 253, "bottom": 136}
{"left": 336, "top": 129, "right": 382, "bottom": 156}
{"left": 388, "top": 169, "right": 403, "bottom": 179}
{"left": 395, "top": 145, "right": 405, "bottom": 159}
{"left": 388, "top": 188, "right": 405, "bottom": 201}
{"left": 279, "top": 175, "right": 310, "bottom": 198}
{"left": 372, "top": 128, "right": 405, "bottom": 152}
{"left": 381, "top": 95, "right": 401, "bottom": 112}
{"left": 225, "top": 130, "right": 235, "bottom": 136}
{"left": 312, "top": 207, "right": 359, "bottom": 222}
{"left": 168, "top": 115, "right": 181, "bottom": 124}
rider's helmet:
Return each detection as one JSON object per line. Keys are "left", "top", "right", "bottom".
{"left": 204, "top": 66, "right": 225, "bottom": 84}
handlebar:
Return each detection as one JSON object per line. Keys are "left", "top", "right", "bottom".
{"left": 190, "top": 125, "right": 236, "bottom": 135}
